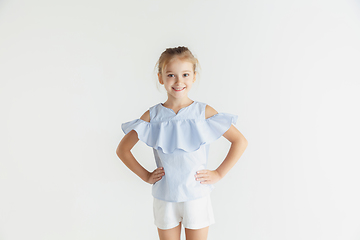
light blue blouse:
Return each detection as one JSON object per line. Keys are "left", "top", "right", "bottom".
{"left": 121, "top": 101, "right": 238, "bottom": 202}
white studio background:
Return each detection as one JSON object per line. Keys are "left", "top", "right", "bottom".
{"left": 1, "top": 0, "right": 360, "bottom": 240}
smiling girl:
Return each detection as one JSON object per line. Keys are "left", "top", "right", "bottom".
{"left": 116, "top": 46, "right": 248, "bottom": 240}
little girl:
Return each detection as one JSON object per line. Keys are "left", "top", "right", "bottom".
{"left": 116, "top": 46, "right": 248, "bottom": 240}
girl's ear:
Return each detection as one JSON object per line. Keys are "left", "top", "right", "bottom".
{"left": 158, "top": 73, "right": 164, "bottom": 85}
{"left": 193, "top": 71, "right": 197, "bottom": 82}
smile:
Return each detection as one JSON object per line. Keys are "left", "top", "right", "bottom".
{"left": 172, "top": 87, "right": 186, "bottom": 92}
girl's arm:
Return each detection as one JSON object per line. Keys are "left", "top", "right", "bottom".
{"left": 195, "top": 105, "right": 248, "bottom": 184}
{"left": 116, "top": 110, "right": 165, "bottom": 184}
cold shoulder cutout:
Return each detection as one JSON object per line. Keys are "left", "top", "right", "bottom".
{"left": 140, "top": 110, "right": 150, "bottom": 122}
{"left": 205, "top": 105, "right": 218, "bottom": 119}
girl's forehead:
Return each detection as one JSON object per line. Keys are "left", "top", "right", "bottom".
{"left": 165, "top": 58, "right": 193, "bottom": 70}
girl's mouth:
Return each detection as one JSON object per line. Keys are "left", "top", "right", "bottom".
{"left": 172, "top": 87, "right": 186, "bottom": 92}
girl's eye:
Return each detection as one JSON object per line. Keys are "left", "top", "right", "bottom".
{"left": 183, "top": 73, "right": 189, "bottom": 77}
{"left": 167, "top": 74, "right": 174, "bottom": 77}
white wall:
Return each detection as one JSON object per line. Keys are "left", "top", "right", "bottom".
{"left": 1, "top": 0, "right": 360, "bottom": 239}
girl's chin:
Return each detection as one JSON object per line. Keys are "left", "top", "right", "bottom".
{"left": 167, "top": 92, "right": 188, "bottom": 99}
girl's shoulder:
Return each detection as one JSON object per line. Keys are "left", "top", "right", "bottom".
{"left": 205, "top": 104, "right": 218, "bottom": 119}
{"left": 140, "top": 110, "right": 150, "bottom": 122}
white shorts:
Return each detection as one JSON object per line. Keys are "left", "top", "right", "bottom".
{"left": 153, "top": 194, "right": 215, "bottom": 230}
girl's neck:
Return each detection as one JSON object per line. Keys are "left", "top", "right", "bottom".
{"left": 162, "top": 96, "right": 194, "bottom": 109}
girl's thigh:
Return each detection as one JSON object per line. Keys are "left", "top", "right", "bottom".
{"left": 185, "top": 226, "right": 209, "bottom": 240}
{"left": 157, "top": 222, "right": 182, "bottom": 240}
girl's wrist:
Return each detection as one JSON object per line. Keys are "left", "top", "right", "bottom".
{"left": 215, "top": 168, "right": 226, "bottom": 179}
{"left": 139, "top": 170, "right": 151, "bottom": 182}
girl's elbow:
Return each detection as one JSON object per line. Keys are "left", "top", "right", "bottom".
{"left": 243, "top": 139, "right": 248, "bottom": 148}
{"left": 238, "top": 133, "right": 248, "bottom": 146}
{"left": 116, "top": 149, "right": 128, "bottom": 161}
{"left": 116, "top": 147, "right": 122, "bottom": 158}
{"left": 233, "top": 136, "right": 248, "bottom": 147}
{"left": 239, "top": 133, "right": 248, "bottom": 144}
{"left": 116, "top": 144, "right": 128, "bottom": 158}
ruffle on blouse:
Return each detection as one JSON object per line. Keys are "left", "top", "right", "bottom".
{"left": 121, "top": 113, "right": 238, "bottom": 154}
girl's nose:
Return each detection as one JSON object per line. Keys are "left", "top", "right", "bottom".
{"left": 175, "top": 76, "right": 183, "bottom": 83}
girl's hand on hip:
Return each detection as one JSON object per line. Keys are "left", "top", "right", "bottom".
{"left": 146, "top": 167, "right": 165, "bottom": 184}
{"left": 195, "top": 170, "right": 221, "bottom": 184}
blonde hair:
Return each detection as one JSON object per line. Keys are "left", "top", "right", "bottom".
{"left": 156, "top": 46, "right": 199, "bottom": 75}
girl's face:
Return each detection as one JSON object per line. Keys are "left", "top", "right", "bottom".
{"left": 158, "top": 57, "right": 196, "bottom": 101}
